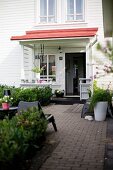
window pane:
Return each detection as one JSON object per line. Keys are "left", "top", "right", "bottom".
{"left": 76, "top": 0, "right": 83, "bottom": 14}
{"left": 48, "top": 55, "right": 56, "bottom": 76}
{"left": 76, "top": 15, "right": 83, "bottom": 20}
{"left": 48, "top": 0, "right": 55, "bottom": 15}
{"left": 40, "top": 55, "right": 47, "bottom": 76}
{"left": 67, "top": 0, "right": 74, "bottom": 14}
{"left": 67, "top": 15, "right": 74, "bottom": 20}
{"left": 40, "top": 0, "right": 47, "bottom": 16}
{"left": 40, "top": 17, "right": 47, "bottom": 23}
{"left": 48, "top": 17, "right": 55, "bottom": 23}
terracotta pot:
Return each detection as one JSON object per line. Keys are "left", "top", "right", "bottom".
{"left": 2, "top": 103, "right": 10, "bottom": 110}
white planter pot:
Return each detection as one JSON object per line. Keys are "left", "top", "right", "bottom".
{"left": 94, "top": 101, "right": 108, "bottom": 121}
{"left": 36, "top": 73, "right": 40, "bottom": 80}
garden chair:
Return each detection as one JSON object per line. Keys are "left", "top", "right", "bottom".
{"left": 17, "top": 101, "right": 57, "bottom": 132}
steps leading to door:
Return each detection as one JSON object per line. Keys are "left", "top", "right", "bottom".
{"left": 51, "top": 96, "right": 86, "bottom": 105}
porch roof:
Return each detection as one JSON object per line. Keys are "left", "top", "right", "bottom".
{"left": 11, "top": 28, "right": 98, "bottom": 41}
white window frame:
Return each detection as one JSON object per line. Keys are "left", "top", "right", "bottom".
{"left": 38, "top": 0, "right": 57, "bottom": 24}
{"left": 66, "top": 0, "right": 85, "bottom": 22}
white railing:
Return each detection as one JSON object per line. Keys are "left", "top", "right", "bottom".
{"left": 79, "top": 78, "right": 91, "bottom": 100}
{"left": 20, "top": 79, "right": 62, "bottom": 93}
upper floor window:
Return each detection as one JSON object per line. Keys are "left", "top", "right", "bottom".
{"left": 40, "top": 0, "right": 56, "bottom": 23}
{"left": 67, "top": 0, "right": 84, "bottom": 21}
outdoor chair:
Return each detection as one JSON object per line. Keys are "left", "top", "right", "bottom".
{"left": 17, "top": 101, "right": 57, "bottom": 132}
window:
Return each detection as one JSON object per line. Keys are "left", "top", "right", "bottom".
{"left": 67, "top": 0, "right": 84, "bottom": 21}
{"left": 40, "top": 55, "right": 56, "bottom": 82}
{"left": 40, "top": 0, "right": 56, "bottom": 23}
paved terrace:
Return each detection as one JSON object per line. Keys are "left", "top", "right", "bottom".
{"left": 30, "top": 104, "right": 113, "bottom": 170}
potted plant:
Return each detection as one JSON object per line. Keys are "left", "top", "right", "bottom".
{"left": 0, "top": 96, "right": 13, "bottom": 110}
{"left": 32, "top": 65, "right": 46, "bottom": 81}
{"left": 54, "top": 89, "right": 64, "bottom": 97}
{"left": 32, "top": 66, "right": 43, "bottom": 80}
{"left": 89, "top": 89, "right": 112, "bottom": 121}
{"left": 32, "top": 66, "right": 44, "bottom": 74}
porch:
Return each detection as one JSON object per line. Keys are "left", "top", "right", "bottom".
{"left": 11, "top": 28, "right": 98, "bottom": 98}
{"left": 20, "top": 77, "right": 91, "bottom": 101}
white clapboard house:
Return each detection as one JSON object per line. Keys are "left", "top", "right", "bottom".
{"left": 0, "top": 0, "right": 113, "bottom": 99}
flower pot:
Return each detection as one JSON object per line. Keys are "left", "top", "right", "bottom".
{"left": 2, "top": 103, "right": 10, "bottom": 110}
{"left": 56, "top": 93, "right": 64, "bottom": 98}
{"left": 94, "top": 101, "right": 108, "bottom": 121}
{"left": 36, "top": 73, "right": 40, "bottom": 80}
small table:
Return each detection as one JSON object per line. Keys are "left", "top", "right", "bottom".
{"left": 0, "top": 107, "right": 18, "bottom": 119}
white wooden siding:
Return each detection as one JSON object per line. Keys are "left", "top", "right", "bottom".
{"left": 23, "top": 46, "right": 33, "bottom": 81}
{"left": 0, "top": 0, "right": 107, "bottom": 88}
{"left": 0, "top": 0, "right": 35, "bottom": 86}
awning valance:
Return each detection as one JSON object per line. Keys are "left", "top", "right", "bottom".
{"left": 11, "top": 28, "right": 98, "bottom": 41}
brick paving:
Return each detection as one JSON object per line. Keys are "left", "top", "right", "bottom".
{"left": 104, "top": 117, "right": 113, "bottom": 170}
{"left": 35, "top": 104, "right": 107, "bottom": 170}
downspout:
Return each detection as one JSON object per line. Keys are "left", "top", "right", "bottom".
{"left": 88, "top": 35, "right": 98, "bottom": 95}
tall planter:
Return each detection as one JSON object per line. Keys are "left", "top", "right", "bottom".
{"left": 36, "top": 73, "right": 40, "bottom": 80}
{"left": 94, "top": 101, "right": 108, "bottom": 121}
{"left": 36, "top": 73, "right": 40, "bottom": 83}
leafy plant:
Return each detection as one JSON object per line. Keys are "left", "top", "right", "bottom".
{"left": 89, "top": 88, "right": 112, "bottom": 111}
{"left": 0, "top": 96, "right": 13, "bottom": 103}
{"left": 32, "top": 67, "right": 43, "bottom": 73}
{"left": 32, "top": 65, "right": 46, "bottom": 73}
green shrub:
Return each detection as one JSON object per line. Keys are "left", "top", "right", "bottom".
{"left": 0, "top": 107, "right": 47, "bottom": 168}
{"left": 17, "top": 88, "right": 37, "bottom": 102}
{"left": 0, "top": 85, "right": 52, "bottom": 106}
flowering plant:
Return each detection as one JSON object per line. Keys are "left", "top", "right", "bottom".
{"left": 0, "top": 96, "right": 13, "bottom": 103}
{"left": 54, "top": 89, "right": 64, "bottom": 97}
{"left": 55, "top": 89, "right": 64, "bottom": 94}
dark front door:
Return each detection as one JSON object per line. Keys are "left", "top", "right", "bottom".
{"left": 65, "top": 53, "right": 86, "bottom": 95}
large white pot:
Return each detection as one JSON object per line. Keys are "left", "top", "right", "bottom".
{"left": 94, "top": 101, "right": 108, "bottom": 121}
{"left": 36, "top": 73, "right": 40, "bottom": 80}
